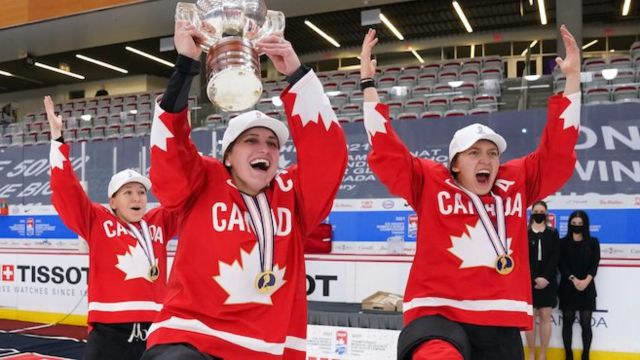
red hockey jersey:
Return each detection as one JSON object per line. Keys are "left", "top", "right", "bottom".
{"left": 147, "top": 70, "right": 347, "bottom": 359}
{"left": 49, "top": 141, "right": 179, "bottom": 324}
{"left": 364, "top": 93, "right": 580, "bottom": 330}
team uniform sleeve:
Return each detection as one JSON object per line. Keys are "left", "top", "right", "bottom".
{"left": 280, "top": 70, "right": 348, "bottom": 237}
{"left": 149, "top": 99, "right": 208, "bottom": 210}
{"left": 363, "top": 102, "right": 425, "bottom": 210}
{"left": 49, "top": 140, "right": 98, "bottom": 242}
{"left": 521, "top": 93, "right": 580, "bottom": 204}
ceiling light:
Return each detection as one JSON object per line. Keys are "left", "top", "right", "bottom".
{"left": 0, "top": 70, "right": 12, "bottom": 77}
{"left": 304, "top": 20, "right": 341, "bottom": 48}
{"left": 409, "top": 47, "right": 424, "bottom": 63}
{"left": 537, "top": 0, "right": 547, "bottom": 25}
{"left": 524, "top": 75, "right": 541, "bottom": 81}
{"left": 521, "top": 40, "right": 539, "bottom": 56}
{"left": 622, "top": 0, "right": 631, "bottom": 16}
{"left": 34, "top": 61, "right": 85, "bottom": 79}
{"left": 379, "top": 13, "right": 404, "bottom": 40}
{"left": 452, "top": 1, "right": 474, "bottom": 33}
{"left": 470, "top": 45, "right": 475, "bottom": 58}
{"left": 76, "top": 54, "right": 128, "bottom": 74}
{"left": 582, "top": 40, "right": 598, "bottom": 50}
{"left": 125, "top": 46, "right": 174, "bottom": 67}
{"left": 602, "top": 68, "right": 618, "bottom": 80}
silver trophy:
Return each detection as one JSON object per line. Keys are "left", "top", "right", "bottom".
{"left": 176, "top": 0, "right": 285, "bottom": 111}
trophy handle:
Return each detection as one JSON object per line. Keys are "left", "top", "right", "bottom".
{"left": 175, "top": 2, "right": 217, "bottom": 52}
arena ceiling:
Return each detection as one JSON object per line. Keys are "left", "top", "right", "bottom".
{"left": 0, "top": 0, "right": 637, "bottom": 94}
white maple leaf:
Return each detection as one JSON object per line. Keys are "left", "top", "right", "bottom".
{"left": 49, "top": 141, "right": 66, "bottom": 170}
{"left": 116, "top": 243, "right": 154, "bottom": 281}
{"left": 150, "top": 104, "right": 174, "bottom": 152}
{"left": 289, "top": 71, "right": 338, "bottom": 130}
{"left": 560, "top": 93, "right": 580, "bottom": 130}
{"left": 363, "top": 102, "right": 387, "bottom": 144}
{"left": 448, "top": 220, "right": 513, "bottom": 269}
{"left": 213, "top": 244, "right": 286, "bottom": 305}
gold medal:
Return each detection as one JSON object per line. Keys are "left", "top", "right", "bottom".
{"left": 255, "top": 271, "right": 277, "bottom": 294}
{"left": 148, "top": 264, "right": 160, "bottom": 281}
{"left": 495, "top": 255, "right": 515, "bottom": 275}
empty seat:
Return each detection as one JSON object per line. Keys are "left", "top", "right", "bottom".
{"left": 397, "top": 75, "right": 416, "bottom": 88}
{"left": 417, "top": 73, "right": 437, "bottom": 87}
{"left": 412, "top": 86, "right": 431, "bottom": 97}
{"left": 323, "top": 81, "right": 339, "bottom": 92}
{"left": 469, "top": 108, "right": 493, "bottom": 115}
{"left": 609, "top": 56, "right": 632, "bottom": 70}
{"left": 437, "top": 72, "right": 458, "bottom": 84}
{"left": 340, "top": 79, "right": 358, "bottom": 92}
{"left": 122, "top": 124, "right": 136, "bottom": 138}
{"left": 427, "top": 97, "right": 449, "bottom": 113}
{"left": 383, "top": 66, "right": 402, "bottom": 75}
{"left": 330, "top": 93, "right": 349, "bottom": 108}
{"left": 583, "top": 58, "right": 607, "bottom": 72}
{"left": 403, "top": 65, "right": 421, "bottom": 75}
{"left": 461, "top": 60, "right": 481, "bottom": 72}
{"left": 460, "top": 70, "right": 479, "bottom": 83}
{"left": 404, "top": 99, "right": 426, "bottom": 113}
{"left": 444, "top": 109, "right": 468, "bottom": 117}
{"left": 105, "top": 125, "right": 121, "bottom": 139}
{"left": 396, "top": 112, "right": 419, "bottom": 120}
{"left": 378, "top": 76, "right": 397, "bottom": 89}
{"left": 613, "top": 85, "right": 639, "bottom": 103}
{"left": 474, "top": 95, "right": 498, "bottom": 111}
{"left": 481, "top": 68, "right": 502, "bottom": 81}
{"left": 387, "top": 101, "right": 404, "bottom": 118}
{"left": 421, "top": 63, "right": 440, "bottom": 75}
{"left": 420, "top": 111, "right": 443, "bottom": 118}
{"left": 458, "top": 82, "right": 477, "bottom": 97}
{"left": 450, "top": 96, "right": 473, "bottom": 111}
{"left": 482, "top": 58, "right": 503, "bottom": 71}
{"left": 341, "top": 103, "right": 361, "bottom": 114}
{"left": 205, "top": 114, "right": 224, "bottom": 128}
{"left": 585, "top": 88, "right": 611, "bottom": 104}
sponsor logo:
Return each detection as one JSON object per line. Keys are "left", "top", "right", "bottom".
{"left": 0, "top": 264, "right": 88, "bottom": 284}
{"left": 360, "top": 200, "right": 373, "bottom": 209}
{"left": 382, "top": 200, "right": 394, "bottom": 209}
{"left": 2, "top": 264, "right": 14, "bottom": 282}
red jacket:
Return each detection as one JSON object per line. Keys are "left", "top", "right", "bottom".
{"left": 49, "top": 141, "right": 179, "bottom": 324}
{"left": 146, "top": 70, "right": 347, "bottom": 359}
{"left": 364, "top": 93, "right": 580, "bottom": 330}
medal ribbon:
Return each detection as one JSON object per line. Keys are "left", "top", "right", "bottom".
{"left": 458, "top": 186, "right": 508, "bottom": 258}
{"left": 128, "top": 219, "right": 157, "bottom": 268}
{"left": 241, "top": 192, "right": 275, "bottom": 273}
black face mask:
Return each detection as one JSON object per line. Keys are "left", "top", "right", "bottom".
{"left": 569, "top": 225, "right": 584, "bottom": 234}
{"left": 532, "top": 213, "right": 546, "bottom": 224}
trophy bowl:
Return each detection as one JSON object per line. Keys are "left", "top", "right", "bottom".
{"left": 206, "top": 37, "right": 262, "bottom": 112}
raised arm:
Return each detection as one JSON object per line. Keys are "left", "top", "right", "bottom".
{"left": 360, "top": 29, "right": 424, "bottom": 210}
{"left": 149, "top": 20, "right": 210, "bottom": 210}
{"left": 523, "top": 25, "right": 581, "bottom": 203}
{"left": 258, "top": 35, "right": 348, "bottom": 236}
{"left": 46, "top": 96, "right": 96, "bottom": 241}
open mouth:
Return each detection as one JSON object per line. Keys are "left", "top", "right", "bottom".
{"left": 130, "top": 206, "right": 142, "bottom": 211}
{"left": 250, "top": 158, "right": 270, "bottom": 172}
{"left": 475, "top": 170, "right": 491, "bottom": 184}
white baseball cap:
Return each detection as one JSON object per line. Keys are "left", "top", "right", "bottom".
{"left": 107, "top": 169, "right": 151, "bottom": 198}
{"left": 448, "top": 123, "right": 507, "bottom": 166}
{"left": 221, "top": 110, "right": 289, "bottom": 156}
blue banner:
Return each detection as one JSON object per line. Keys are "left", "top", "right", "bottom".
{"left": 1, "top": 102, "right": 639, "bottom": 245}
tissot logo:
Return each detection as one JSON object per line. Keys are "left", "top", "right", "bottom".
{"left": 2, "top": 265, "right": 14, "bottom": 282}
{"left": 0, "top": 264, "right": 88, "bottom": 284}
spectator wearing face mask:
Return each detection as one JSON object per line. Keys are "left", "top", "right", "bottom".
{"left": 525, "top": 200, "right": 560, "bottom": 360}
{"left": 558, "top": 210, "right": 600, "bottom": 360}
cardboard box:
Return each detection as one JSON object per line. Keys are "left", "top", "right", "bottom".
{"left": 362, "top": 291, "right": 403, "bottom": 312}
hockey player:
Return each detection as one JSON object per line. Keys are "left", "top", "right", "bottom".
{"left": 142, "top": 20, "right": 347, "bottom": 359}
{"left": 359, "top": 25, "right": 581, "bottom": 360}
{"left": 45, "top": 96, "right": 179, "bottom": 360}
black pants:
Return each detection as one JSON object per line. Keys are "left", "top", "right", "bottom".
{"left": 84, "top": 322, "right": 151, "bottom": 360}
{"left": 142, "top": 343, "right": 222, "bottom": 360}
{"left": 460, "top": 322, "right": 524, "bottom": 360}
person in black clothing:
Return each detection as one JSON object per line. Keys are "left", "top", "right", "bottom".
{"left": 558, "top": 210, "right": 600, "bottom": 360}
{"left": 525, "top": 201, "right": 560, "bottom": 360}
